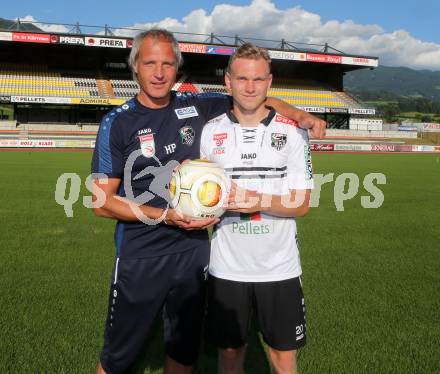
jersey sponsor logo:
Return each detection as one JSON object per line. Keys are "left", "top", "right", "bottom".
{"left": 241, "top": 212, "right": 261, "bottom": 221}
{"left": 304, "top": 145, "right": 313, "bottom": 180}
{"left": 175, "top": 106, "right": 199, "bottom": 119}
{"left": 271, "top": 133, "right": 287, "bottom": 151}
{"left": 213, "top": 147, "right": 225, "bottom": 155}
{"left": 137, "top": 128, "right": 152, "bottom": 135}
{"left": 139, "top": 134, "right": 155, "bottom": 158}
{"left": 232, "top": 213, "right": 272, "bottom": 235}
{"left": 275, "top": 115, "right": 299, "bottom": 128}
{"left": 241, "top": 153, "right": 257, "bottom": 160}
{"left": 179, "top": 126, "right": 195, "bottom": 146}
{"left": 175, "top": 92, "right": 194, "bottom": 98}
{"left": 213, "top": 132, "right": 228, "bottom": 146}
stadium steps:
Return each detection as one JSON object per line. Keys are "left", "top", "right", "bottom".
{"left": 96, "top": 72, "right": 115, "bottom": 98}
{"left": 334, "top": 91, "right": 361, "bottom": 108}
{"left": 95, "top": 79, "right": 107, "bottom": 98}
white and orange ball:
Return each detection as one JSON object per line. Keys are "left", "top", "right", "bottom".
{"left": 169, "top": 160, "right": 229, "bottom": 219}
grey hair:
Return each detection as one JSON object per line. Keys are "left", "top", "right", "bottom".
{"left": 128, "top": 29, "right": 183, "bottom": 83}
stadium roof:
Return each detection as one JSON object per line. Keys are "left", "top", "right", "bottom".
{"left": 1, "top": 19, "right": 377, "bottom": 58}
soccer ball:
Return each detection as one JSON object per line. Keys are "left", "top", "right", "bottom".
{"left": 169, "top": 159, "right": 230, "bottom": 219}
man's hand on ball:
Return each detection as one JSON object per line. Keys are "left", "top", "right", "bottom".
{"left": 225, "top": 183, "right": 262, "bottom": 213}
{"left": 164, "top": 208, "right": 218, "bottom": 230}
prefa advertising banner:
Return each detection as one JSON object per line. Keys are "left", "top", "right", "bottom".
{"left": 85, "top": 37, "right": 126, "bottom": 48}
{"left": 50, "top": 34, "right": 85, "bottom": 45}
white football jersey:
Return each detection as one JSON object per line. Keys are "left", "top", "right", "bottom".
{"left": 201, "top": 110, "right": 314, "bottom": 282}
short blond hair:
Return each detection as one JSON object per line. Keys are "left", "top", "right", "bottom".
{"left": 227, "top": 43, "right": 271, "bottom": 73}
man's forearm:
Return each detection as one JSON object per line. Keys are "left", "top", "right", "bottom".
{"left": 259, "top": 192, "right": 310, "bottom": 218}
{"left": 266, "top": 97, "right": 304, "bottom": 122}
{"left": 265, "top": 97, "right": 326, "bottom": 138}
{"left": 227, "top": 186, "right": 310, "bottom": 218}
{"left": 94, "top": 194, "right": 164, "bottom": 222}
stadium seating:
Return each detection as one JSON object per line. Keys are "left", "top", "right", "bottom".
{"left": 0, "top": 64, "right": 363, "bottom": 110}
{"left": 0, "top": 64, "right": 99, "bottom": 98}
{"left": 109, "top": 79, "right": 139, "bottom": 98}
{"left": 174, "top": 75, "right": 361, "bottom": 108}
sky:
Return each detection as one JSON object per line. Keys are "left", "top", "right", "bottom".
{"left": 2, "top": 0, "right": 440, "bottom": 70}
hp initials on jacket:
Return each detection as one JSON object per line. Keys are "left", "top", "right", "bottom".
{"left": 164, "top": 143, "right": 176, "bottom": 154}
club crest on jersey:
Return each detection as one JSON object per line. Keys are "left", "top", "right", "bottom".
{"left": 179, "top": 126, "right": 195, "bottom": 146}
{"left": 139, "top": 134, "right": 155, "bottom": 158}
{"left": 175, "top": 106, "right": 199, "bottom": 119}
{"left": 271, "top": 133, "right": 287, "bottom": 150}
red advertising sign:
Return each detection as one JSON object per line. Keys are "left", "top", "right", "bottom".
{"left": 178, "top": 43, "right": 207, "bottom": 54}
{"left": 395, "top": 145, "right": 415, "bottom": 152}
{"left": 18, "top": 139, "right": 55, "bottom": 148}
{"left": 371, "top": 144, "right": 395, "bottom": 152}
{"left": 310, "top": 143, "right": 335, "bottom": 151}
{"left": 306, "top": 53, "right": 342, "bottom": 64}
{"left": 341, "top": 56, "right": 379, "bottom": 67}
{"left": 12, "top": 32, "right": 51, "bottom": 44}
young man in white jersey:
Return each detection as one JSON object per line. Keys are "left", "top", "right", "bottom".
{"left": 201, "top": 44, "right": 314, "bottom": 374}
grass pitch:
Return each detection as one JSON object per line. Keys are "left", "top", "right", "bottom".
{"left": 0, "top": 151, "right": 439, "bottom": 373}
